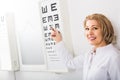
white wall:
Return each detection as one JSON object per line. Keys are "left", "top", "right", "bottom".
{"left": 68, "top": 0, "right": 120, "bottom": 56}
{"left": 0, "top": 0, "right": 120, "bottom": 80}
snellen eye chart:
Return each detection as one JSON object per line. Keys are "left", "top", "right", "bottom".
{"left": 40, "top": 0, "right": 67, "bottom": 72}
{"left": 40, "top": 0, "right": 74, "bottom": 72}
{"left": 41, "top": 1, "right": 61, "bottom": 53}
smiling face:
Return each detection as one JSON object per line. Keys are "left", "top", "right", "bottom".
{"left": 85, "top": 20, "right": 106, "bottom": 48}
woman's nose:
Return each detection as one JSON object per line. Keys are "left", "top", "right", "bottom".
{"left": 88, "top": 29, "right": 93, "bottom": 35}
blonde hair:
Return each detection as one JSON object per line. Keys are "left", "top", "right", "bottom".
{"left": 84, "top": 13, "right": 114, "bottom": 44}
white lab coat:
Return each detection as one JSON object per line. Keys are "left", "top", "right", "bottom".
{"left": 54, "top": 41, "right": 120, "bottom": 80}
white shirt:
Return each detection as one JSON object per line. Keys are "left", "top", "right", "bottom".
{"left": 54, "top": 41, "right": 120, "bottom": 80}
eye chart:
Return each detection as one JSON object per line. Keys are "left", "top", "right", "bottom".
{"left": 40, "top": 0, "right": 73, "bottom": 72}
{"left": 41, "top": 1, "right": 60, "bottom": 55}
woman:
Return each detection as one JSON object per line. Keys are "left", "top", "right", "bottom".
{"left": 51, "top": 13, "right": 120, "bottom": 80}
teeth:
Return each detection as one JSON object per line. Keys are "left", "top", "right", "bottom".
{"left": 88, "top": 37, "right": 96, "bottom": 40}
{"left": 90, "top": 38, "right": 95, "bottom": 40}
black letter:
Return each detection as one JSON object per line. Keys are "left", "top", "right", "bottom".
{"left": 48, "top": 15, "right": 53, "bottom": 22}
{"left": 55, "top": 23, "right": 60, "bottom": 29}
{"left": 41, "top": 6, "right": 47, "bottom": 13}
{"left": 54, "top": 14, "right": 59, "bottom": 21}
{"left": 43, "top": 26, "right": 48, "bottom": 31}
{"left": 42, "top": 17, "right": 47, "bottom": 23}
{"left": 51, "top": 3, "right": 57, "bottom": 11}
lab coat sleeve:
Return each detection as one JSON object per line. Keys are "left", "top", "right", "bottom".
{"left": 54, "top": 41, "right": 84, "bottom": 70}
{"left": 108, "top": 53, "right": 120, "bottom": 80}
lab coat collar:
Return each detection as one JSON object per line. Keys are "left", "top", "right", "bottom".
{"left": 91, "top": 43, "right": 113, "bottom": 55}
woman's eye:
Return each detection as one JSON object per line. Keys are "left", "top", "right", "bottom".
{"left": 93, "top": 27, "right": 98, "bottom": 30}
{"left": 85, "top": 28, "right": 89, "bottom": 30}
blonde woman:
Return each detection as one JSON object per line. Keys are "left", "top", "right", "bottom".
{"left": 51, "top": 13, "right": 120, "bottom": 80}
